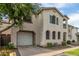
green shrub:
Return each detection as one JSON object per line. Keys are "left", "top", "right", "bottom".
{"left": 62, "top": 41, "right": 67, "bottom": 46}
{"left": 5, "top": 42, "right": 15, "bottom": 49}
{"left": 47, "top": 42, "right": 53, "bottom": 48}
{"left": 72, "top": 40, "right": 75, "bottom": 43}
{"left": 67, "top": 40, "right": 71, "bottom": 44}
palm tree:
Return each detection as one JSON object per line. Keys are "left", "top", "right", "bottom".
{"left": 0, "top": 3, "right": 41, "bottom": 33}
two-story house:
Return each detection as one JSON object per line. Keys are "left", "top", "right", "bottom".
{"left": 11, "top": 7, "right": 69, "bottom": 47}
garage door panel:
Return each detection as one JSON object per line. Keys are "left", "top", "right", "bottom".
{"left": 18, "top": 32, "right": 33, "bottom": 46}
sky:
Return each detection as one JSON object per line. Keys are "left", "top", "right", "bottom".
{"left": 41, "top": 3, "right": 79, "bottom": 28}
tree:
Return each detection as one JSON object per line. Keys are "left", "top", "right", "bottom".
{"left": 0, "top": 3, "right": 41, "bottom": 33}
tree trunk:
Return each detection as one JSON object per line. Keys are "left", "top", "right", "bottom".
{"left": 0, "top": 22, "right": 15, "bottom": 33}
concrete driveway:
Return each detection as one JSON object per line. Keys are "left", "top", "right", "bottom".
{"left": 18, "top": 46, "right": 52, "bottom": 56}
{"left": 18, "top": 46, "right": 79, "bottom": 56}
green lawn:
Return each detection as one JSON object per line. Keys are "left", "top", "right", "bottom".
{"left": 64, "top": 49, "right": 79, "bottom": 56}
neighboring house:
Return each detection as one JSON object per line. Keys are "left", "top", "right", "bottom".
{"left": 0, "top": 21, "right": 11, "bottom": 35}
{"left": 68, "top": 25, "right": 79, "bottom": 42}
{"left": 11, "top": 7, "right": 70, "bottom": 47}
{"left": 0, "top": 21, "right": 11, "bottom": 46}
{"left": 76, "top": 32, "right": 79, "bottom": 42}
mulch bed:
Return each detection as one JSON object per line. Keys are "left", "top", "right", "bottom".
{"left": 39, "top": 45, "right": 71, "bottom": 51}
{"left": 0, "top": 47, "right": 20, "bottom": 56}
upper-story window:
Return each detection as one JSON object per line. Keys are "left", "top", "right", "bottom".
{"left": 46, "top": 30, "right": 50, "bottom": 39}
{"left": 63, "top": 19, "right": 67, "bottom": 29}
{"left": 63, "top": 24, "right": 66, "bottom": 29}
{"left": 50, "top": 15, "right": 55, "bottom": 24}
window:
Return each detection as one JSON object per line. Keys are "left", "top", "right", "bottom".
{"left": 63, "top": 32, "right": 66, "bottom": 41}
{"left": 52, "top": 31, "right": 56, "bottom": 39}
{"left": 63, "top": 24, "right": 66, "bottom": 29}
{"left": 58, "top": 32, "right": 61, "bottom": 39}
{"left": 50, "top": 15, "right": 55, "bottom": 24}
{"left": 56, "top": 17, "right": 59, "bottom": 25}
{"left": 50, "top": 15, "right": 53, "bottom": 23}
{"left": 52, "top": 15, "right": 55, "bottom": 24}
{"left": 46, "top": 31, "right": 50, "bottom": 39}
{"left": 63, "top": 19, "right": 67, "bottom": 29}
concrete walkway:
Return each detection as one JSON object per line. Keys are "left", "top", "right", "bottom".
{"left": 18, "top": 46, "right": 79, "bottom": 56}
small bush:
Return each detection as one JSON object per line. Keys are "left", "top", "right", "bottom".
{"left": 47, "top": 42, "right": 53, "bottom": 48}
{"left": 67, "top": 40, "right": 71, "bottom": 44}
{"left": 5, "top": 42, "right": 15, "bottom": 49}
{"left": 72, "top": 40, "right": 75, "bottom": 43}
{"left": 62, "top": 41, "right": 67, "bottom": 46}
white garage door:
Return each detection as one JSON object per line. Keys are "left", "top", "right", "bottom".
{"left": 18, "top": 32, "right": 33, "bottom": 46}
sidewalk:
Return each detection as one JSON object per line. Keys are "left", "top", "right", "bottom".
{"left": 32, "top": 46, "right": 79, "bottom": 56}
